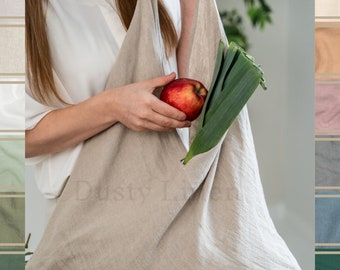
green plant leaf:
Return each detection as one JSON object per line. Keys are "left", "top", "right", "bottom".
{"left": 183, "top": 42, "right": 266, "bottom": 164}
{"left": 219, "top": 0, "right": 272, "bottom": 50}
{"left": 201, "top": 42, "right": 241, "bottom": 127}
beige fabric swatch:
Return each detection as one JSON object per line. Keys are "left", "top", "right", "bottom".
{"left": 0, "top": 0, "right": 24, "bottom": 17}
{"left": 315, "top": 0, "right": 340, "bottom": 17}
{"left": 0, "top": 27, "right": 25, "bottom": 74}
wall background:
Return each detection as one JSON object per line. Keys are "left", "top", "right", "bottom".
{"left": 26, "top": 0, "right": 315, "bottom": 269}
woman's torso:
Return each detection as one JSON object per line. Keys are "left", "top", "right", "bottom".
{"left": 26, "top": 0, "right": 183, "bottom": 198}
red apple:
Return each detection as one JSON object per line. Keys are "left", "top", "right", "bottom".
{"left": 160, "top": 78, "right": 208, "bottom": 121}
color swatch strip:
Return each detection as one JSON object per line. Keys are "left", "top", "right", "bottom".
{"left": 0, "top": 1, "right": 25, "bottom": 268}
{"left": 315, "top": 1, "right": 340, "bottom": 268}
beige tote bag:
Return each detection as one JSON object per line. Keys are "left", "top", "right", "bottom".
{"left": 27, "top": 0, "right": 301, "bottom": 269}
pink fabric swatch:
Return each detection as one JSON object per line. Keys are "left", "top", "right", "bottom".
{"left": 315, "top": 80, "right": 340, "bottom": 135}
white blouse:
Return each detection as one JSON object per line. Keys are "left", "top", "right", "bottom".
{"left": 26, "top": 0, "right": 188, "bottom": 199}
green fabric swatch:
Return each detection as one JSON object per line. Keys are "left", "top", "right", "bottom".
{"left": 0, "top": 254, "right": 25, "bottom": 270}
{"left": 0, "top": 198, "right": 24, "bottom": 243}
{"left": 0, "top": 140, "right": 24, "bottom": 191}
{"left": 316, "top": 249, "right": 340, "bottom": 270}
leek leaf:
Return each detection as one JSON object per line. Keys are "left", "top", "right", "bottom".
{"left": 183, "top": 41, "right": 266, "bottom": 164}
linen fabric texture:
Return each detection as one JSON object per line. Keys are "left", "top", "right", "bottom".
{"left": 315, "top": 26, "right": 340, "bottom": 75}
{"left": 315, "top": 141, "right": 340, "bottom": 186}
{"left": 316, "top": 198, "right": 340, "bottom": 244}
{"left": 315, "top": 80, "right": 340, "bottom": 134}
{"left": 26, "top": 0, "right": 300, "bottom": 269}
{"left": 315, "top": 26, "right": 340, "bottom": 134}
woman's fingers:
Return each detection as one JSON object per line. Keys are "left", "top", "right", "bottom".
{"left": 144, "top": 72, "right": 176, "bottom": 92}
{"left": 149, "top": 95, "right": 186, "bottom": 121}
{"left": 145, "top": 73, "right": 189, "bottom": 122}
{"left": 123, "top": 113, "right": 188, "bottom": 132}
{"left": 127, "top": 100, "right": 190, "bottom": 131}
{"left": 146, "top": 106, "right": 190, "bottom": 129}
{"left": 108, "top": 73, "right": 191, "bottom": 131}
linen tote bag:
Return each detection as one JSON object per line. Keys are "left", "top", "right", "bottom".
{"left": 26, "top": 0, "right": 301, "bottom": 269}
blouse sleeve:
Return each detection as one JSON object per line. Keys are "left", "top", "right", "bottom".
{"left": 25, "top": 90, "right": 55, "bottom": 131}
{"left": 25, "top": 79, "right": 83, "bottom": 199}
{"left": 25, "top": 82, "right": 55, "bottom": 167}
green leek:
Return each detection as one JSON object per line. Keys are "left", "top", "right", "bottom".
{"left": 183, "top": 41, "right": 267, "bottom": 164}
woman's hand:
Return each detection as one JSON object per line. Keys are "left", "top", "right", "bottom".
{"left": 106, "top": 73, "right": 191, "bottom": 131}
{"left": 26, "top": 73, "right": 190, "bottom": 158}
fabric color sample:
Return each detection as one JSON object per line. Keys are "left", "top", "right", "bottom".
{"left": 315, "top": 80, "right": 340, "bottom": 134}
{"left": 0, "top": 140, "right": 24, "bottom": 189}
{"left": 0, "top": 197, "right": 24, "bottom": 243}
{"left": 0, "top": 0, "right": 24, "bottom": 16}
{"left": 315, "top": 26, "right": 340, "bottom": 74}
{"left": 315, "top": 198, "right": 340, "bottom": 244}
{"left": 315, "top": 0, "right": 340, "bottom": 17}
{"left": 315, "top": 250, "right": 340, "bottom": 270}
{"left": 315, "top": 141, "right": 340, "bottom": 186}
{"left": 0, "top": 85, "right": 24, "bottom": 130}
{"left": 0, "top": 254, "right": 25, "bottom": 270}
{"left": 0, "top": 27, "right": 24, "bottom": 74}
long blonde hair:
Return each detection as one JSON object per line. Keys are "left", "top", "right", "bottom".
{"left": 25, "top": 0, "right": 178, "bottom": 105}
